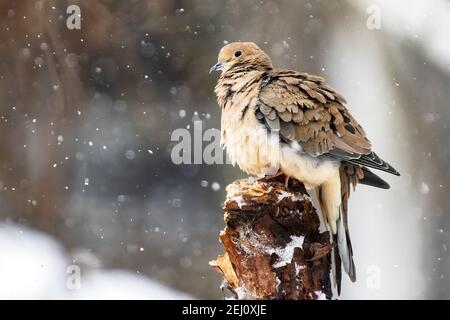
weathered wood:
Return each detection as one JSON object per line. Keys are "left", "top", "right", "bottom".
{"left": 210, "top": 176, "right": 332, "bottom": 300}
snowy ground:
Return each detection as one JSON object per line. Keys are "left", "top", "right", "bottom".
{"left": 0, "top": 224, "right": 192, "bottom": 300}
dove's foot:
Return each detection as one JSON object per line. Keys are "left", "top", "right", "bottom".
{"left": 259, "top": 170, "right": 291, "bottom": 190}
{"left": 260, "top": 170, "right": 283, "bottom": 181}
{"left": 284, "top": 175, "right": 290, "bottom": 189}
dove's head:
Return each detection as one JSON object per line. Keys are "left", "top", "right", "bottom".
{"left": 209, "top": 42, "right": 273, "bottom": 74}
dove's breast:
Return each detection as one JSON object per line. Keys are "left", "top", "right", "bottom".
{"left": 221, "top": 105, "right": 339, "bottom": 188}
{"left": 221, "top": 100, "right": 281, "bottom": 177}
{"left": 222, "top": 110, "right": 339, "bottom": 189}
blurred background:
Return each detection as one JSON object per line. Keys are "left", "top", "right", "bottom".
{"left": 0, "top": 0, "right": 449, "bottom": 299}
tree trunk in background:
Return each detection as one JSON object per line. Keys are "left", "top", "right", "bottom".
{"left": 210, "top": 177, "right": 332, "bottom": 300}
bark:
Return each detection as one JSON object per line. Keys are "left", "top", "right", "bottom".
{"left": 210, "top": 176, "right": 333, "bottom": 300}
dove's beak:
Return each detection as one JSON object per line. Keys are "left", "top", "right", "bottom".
{"left": 209, "top": 62, "right": 223, "bottom": 74}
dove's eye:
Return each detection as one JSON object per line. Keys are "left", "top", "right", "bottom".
{"left": 234, "top": 51, "right": 242, "bottom": 57}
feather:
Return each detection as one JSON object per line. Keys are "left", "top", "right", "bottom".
{"left": 292, "top": 110, "right": 304, "bottom": 123}
{"left": 255, "top": 109, "right": 264, "bottom": 120}
{"left": 279, "top": 110, "right": 292, "bottom": 122}
{"left": 349, "top": 152, "right": 400, "bottom": 176}
{"left": 274, "top": 103, "right": 286, "bottom": 113}
{"left": 259, "top": 103, "right": 272, "bottom": 116}
{"left": 359, "top": 167, "right": 390, "bottom": 189}
{"left": 280, "top": 121, "right": 295, "bottom": 141}
{"left": 266, "top": 108, "right": 277, "bottom": 121}
{"left": 265, "top": 115, "right": 280, "bottom": 131}
{"left": 338, "top": 165, "right": 358, "bottom": 284}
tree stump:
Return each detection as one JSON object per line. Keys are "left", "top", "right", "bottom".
{"left": 210, "top": 176, "right": 333, "bottom": 300}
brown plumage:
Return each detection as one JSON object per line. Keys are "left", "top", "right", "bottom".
{"left": 210, "top": 42, "right": 399, "bottom": 294}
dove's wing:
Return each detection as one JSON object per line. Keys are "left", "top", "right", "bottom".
{"left": 256, "top": 70, "right": 399, "bottom": 176}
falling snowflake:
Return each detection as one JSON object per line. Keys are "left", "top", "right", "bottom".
{"left": 420, "top": 182, "right": 430, "bottom": 194}
{"left": 211, "top": 182, "right": 220, "bottom": 191}
{"left": 125, "top": 150, "right": 136, "bottom": 160}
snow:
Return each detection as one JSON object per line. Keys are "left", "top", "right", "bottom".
{"left": 71, "top": 270, "right": 191, "bottom": 300}
{"left": 234, "top": 286, "right": 253, "bottom": 300}
{"left": 211, "top": 182, "right": 221, "bottom": 191}
{"left": 313, "top": 290, "right": 327, "bottom": 300}
{"left": 0, "top": 224, "right": 68, "bottom": 299}
{"left": 294, "top": 262, "right": 306, "bottom": 276}
{"left": 232, "top": 195, "right": 246, "bottom": 209}
{"left": 0, "top": 224, "right": 192, "bottom": 299}
{"left": 276, "top": 190, "right": 308, "bottom": 203}
{"left": 420, "top": 182, "right": 430, "bottom": 194}
{"left": 238, "top": 223, "right": 305, "bottom": 269}
{"left": 125, "top": 149, "right": 136, "bottom": 160}
{"left": 270, "top": 236, "right": 305, "bottom": 268}
{"left": 227, "top": 181, "right": 309, "bottom": 210}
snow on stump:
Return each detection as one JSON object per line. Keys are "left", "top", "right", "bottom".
{"left": 210, "top": 176, "right": 333, "bottom": 300}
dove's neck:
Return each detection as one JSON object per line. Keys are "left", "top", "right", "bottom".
{"left": 215, "top": 67, "right": 271, "bottom": 108}
{"left": 224, "top": 64, "right": 272, "bottom": 76}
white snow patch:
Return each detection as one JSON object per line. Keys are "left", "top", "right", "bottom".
{"left": 72, "top": 270, "right": 191, "bottom": 300}
{"left": 294, "top": 262, "right": 306, "bottom": 276}
{"left": 237, "top": 224, "right": 305, "bottom": 267}
{"left": 314, "top": 290, "right": 327, "bottom": 300}
{"left": 0, "top": 224, "right": 68, "bottom": 299}
{"left": 0, "top": 223, "right": 192, "bottom": 299}
{"left": 275, "top": 276, "right": 281, "bottom": 289}
{"left": 235, "top": 286, "right": 253, "bottom": 300}
{"left": 277, "top": 190, "right": 308, "bottom": 203}
{"left": 231, "top": 195, "right": 246, "bottom": 208}
{"left": 270, "top": 235, "right": 305, "bottom": 268}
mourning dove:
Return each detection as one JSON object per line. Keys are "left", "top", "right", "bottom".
{"left": 210, "top": 42, "right": 399, "bottom": 293}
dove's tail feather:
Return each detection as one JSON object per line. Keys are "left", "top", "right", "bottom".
{"left": 336, "top": 207, "right": 356, "bottom": 282}
{"left": 315, "top": 185, "right": 340, "bottom": 290}
{"left": 317, "top": 164, "right": 391, "bottom": 295}
{"left": 359, "top": 166, "right": 390, "bottom": 189}
{"left": 332, "top": 233, "right": 343, "bottom": 295}
{"left": 338, "top": 164, "right": 360, "bottom": 284}
{"left": 348, "top": 151, "right": 400, "bottom": 176}
{"left": 316, "top": 165, "right": 360, "bottom": 295}
{"left": 315, "top": 185, "right": 354, "bottom": 295}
